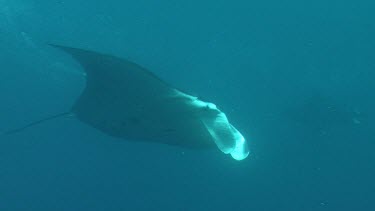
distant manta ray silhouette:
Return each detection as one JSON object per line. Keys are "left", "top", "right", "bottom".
{"left": 4, "top": 44, "right": 249, "bottom": 160}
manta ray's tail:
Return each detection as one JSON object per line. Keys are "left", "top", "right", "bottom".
{"left": 2, "top": 112, "right": 72, "bottom": 135}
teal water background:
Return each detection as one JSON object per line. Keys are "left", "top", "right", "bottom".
{"left": 1, "top": 0, "right": 374, "bottom": 210}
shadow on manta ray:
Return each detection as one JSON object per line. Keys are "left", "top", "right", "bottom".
{"left": 4, "top": 44, "right": 249, "bottom": 161}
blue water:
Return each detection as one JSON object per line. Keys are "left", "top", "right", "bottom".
{"left": 1, "top": 0, "right": 374, "bottom": 210}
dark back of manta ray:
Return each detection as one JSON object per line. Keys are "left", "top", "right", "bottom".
{"left": 52, "top": 45, "right": 216, "bottom": 149}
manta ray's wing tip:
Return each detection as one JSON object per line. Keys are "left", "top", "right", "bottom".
{"left": 48, "top": 43, "right": 76, "bottom": 52}
{"left": 48, "top": 43, "right": 63, "bottom": 49}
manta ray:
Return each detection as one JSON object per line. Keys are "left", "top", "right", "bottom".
{"left": 6, "top": 45, "right": 249, "bottom": 161}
